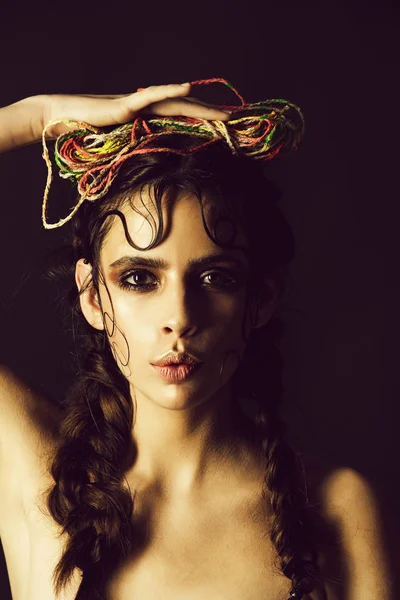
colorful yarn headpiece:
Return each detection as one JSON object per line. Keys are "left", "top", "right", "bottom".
{"left": 41, "top": 77, "right": 305, "bottom": 230}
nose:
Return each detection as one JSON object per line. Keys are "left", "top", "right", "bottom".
{"left": 158, "top": 279, "right": 203, "bottom": 336}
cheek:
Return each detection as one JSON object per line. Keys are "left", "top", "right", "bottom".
{"left": 223, "top": 312, "right": 249, "bottom": 358}
{"left": 209, "top": 301, "right": 249, "bottom": 360}
{"left": 221, "top": 299, "right": 254, "bottom": 363}
{"left": 103, "top": 310, "right": 131, "bottom": 373}
{"left": 222, "top": 294, "right": 250, "bottom": 334}
{"left": 99, "top": 287, "right": 136, "bottom": 333}
{"left": 99, "top": 293, "right": 141, "bottom": 376}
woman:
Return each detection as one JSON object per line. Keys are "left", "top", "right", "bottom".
{"left": 0, "top": 80, "right": 393, "bottom": 600}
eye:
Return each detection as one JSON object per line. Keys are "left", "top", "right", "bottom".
{"left": 118, "top": 270, "right": 155, "bottom": 291}
{"left": 203, "top": 272, "right": 235, "bottom": 286}
{"left": 117, "top": 269, "right": 240, "bottom": 292}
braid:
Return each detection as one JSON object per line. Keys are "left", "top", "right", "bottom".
{"left": 44, "top": 319, "right": 137, "bottom": 597}
{"left": 256, "top": 409, "right": 322, "bottom": 597}
{"left": 234, "top": 314, "right": 328, "bottom": 598}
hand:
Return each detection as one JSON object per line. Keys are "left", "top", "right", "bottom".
{"left": 41, "top": 83, "right": 231, "bottom": 139}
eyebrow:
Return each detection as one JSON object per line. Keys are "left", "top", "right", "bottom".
{"left": 109, "top": 252, "right": 248, "bottom": 271}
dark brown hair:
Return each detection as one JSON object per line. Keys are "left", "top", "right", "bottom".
{"left": 41, "top": 137, "right": 334, "bottom": 599}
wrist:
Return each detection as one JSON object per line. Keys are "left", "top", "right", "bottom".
{"left": 31, "top": 94, "right": 52, "bottom": 141}
{"left": 36, "top": 94, "right": 80, "bottom": 140}
{"left": 15, "top": 94, "right": 51, "bottom": 144}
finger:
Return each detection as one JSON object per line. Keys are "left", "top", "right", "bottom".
{"left": 127, "top": 83, "right": 192, "bottom": 112}
{"left": 179, "top": 96, "right": 225, "bottom": 109}
{"left": 77, "top": 87, "right": 189, "bottom": 101}
{"left": 76, "top": 87, "right": 190, "bottom": 101}
{"left": 90, "top": 94, "right": 229, "bottom": 111}
{"left": 78, "top": 94, "right": 128, "bottom": 99}
{"left": 142, "top": 98, "right": 231, "bottom": 121}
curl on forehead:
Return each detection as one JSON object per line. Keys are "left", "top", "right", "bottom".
{"left": 97, "top": 183, "right": 250, "bottom": 264}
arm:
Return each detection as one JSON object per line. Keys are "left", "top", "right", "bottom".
{"left": 0, "top": 365, "right": 63, "bottom": 465}
{"left": 0, "top": 365, "right": 65, "bottom": 542}
{"left": 0, "top": 85, "right": 231, "bottom": 154}
{"left": 0, "top": 95, "right": 48, "bottom": 153}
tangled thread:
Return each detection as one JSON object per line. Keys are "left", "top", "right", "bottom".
{"left": 41, "top": 77, "right": 305, "bottom": 230}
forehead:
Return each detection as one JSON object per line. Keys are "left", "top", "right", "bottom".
{"left": 100, "top": 187, "right": 249, "bottom": 264}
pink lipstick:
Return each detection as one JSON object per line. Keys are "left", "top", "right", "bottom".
{"left": 152, "top": 363, "right": 202, "bottom": 382}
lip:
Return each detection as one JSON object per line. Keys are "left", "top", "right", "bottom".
{"left": 152, "top": 350, "right": 203, "bottom": 367}
{"left": 151, "top": 363, "right": 203, "bottom": 383}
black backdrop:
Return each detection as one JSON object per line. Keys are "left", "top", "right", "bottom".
{"left": 0, "top": 0, "right": 399, "bottom": 596}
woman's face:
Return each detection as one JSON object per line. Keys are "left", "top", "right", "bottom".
{"left": 93, "top": 188, "right": 254, "bottom": 411}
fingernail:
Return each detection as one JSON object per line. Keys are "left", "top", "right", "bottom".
{"left": 180, "top": 82, "right": 191, "bottom": 87}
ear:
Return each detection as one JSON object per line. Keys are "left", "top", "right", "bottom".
{"left": 251, "top": 277, "right": 280, "bottom": 330}
{"left": 75, "top": 258, "right": 104, "bottom": 331}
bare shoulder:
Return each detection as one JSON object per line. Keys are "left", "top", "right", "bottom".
{"left": 0, "top": 364, "right": 64, "bottom": 470}
{"left": 297, "top": 450, "right": 368, "bottom": 513}
{"left": 300, "top": 450, "right": 392, "bottom": 547}
{"left": 301, "top": 451, "right": 396, "bottom": 599}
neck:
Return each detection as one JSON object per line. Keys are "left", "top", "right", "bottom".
{"left": 124, "top": 382, "right": 262, "bottom": 501}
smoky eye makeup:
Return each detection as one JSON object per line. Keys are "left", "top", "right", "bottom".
{"left": 115, "top": 267, "right": 247, "bottom": 293}
{"left": 108, "top": 253, "right": 249, "bottom": 287}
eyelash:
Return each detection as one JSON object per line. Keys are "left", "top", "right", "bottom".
{"left": 117, "top": 269, "right": 241, "bottom": 292}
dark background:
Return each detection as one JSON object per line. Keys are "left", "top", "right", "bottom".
{"left": 0, "top": 0, "right": 399, "bottom": 597}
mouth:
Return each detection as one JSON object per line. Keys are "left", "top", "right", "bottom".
{"left": 158, "top": 362, "right": 194, "bottom": 366}
{"left": 151, "top": 362, "right": 203, "bottom": 382}
{"left": 151, "top": 359, "right": 204, "bottom": 367}
{"left": 151, "top": 350, "right": 204, "bottom": 368}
